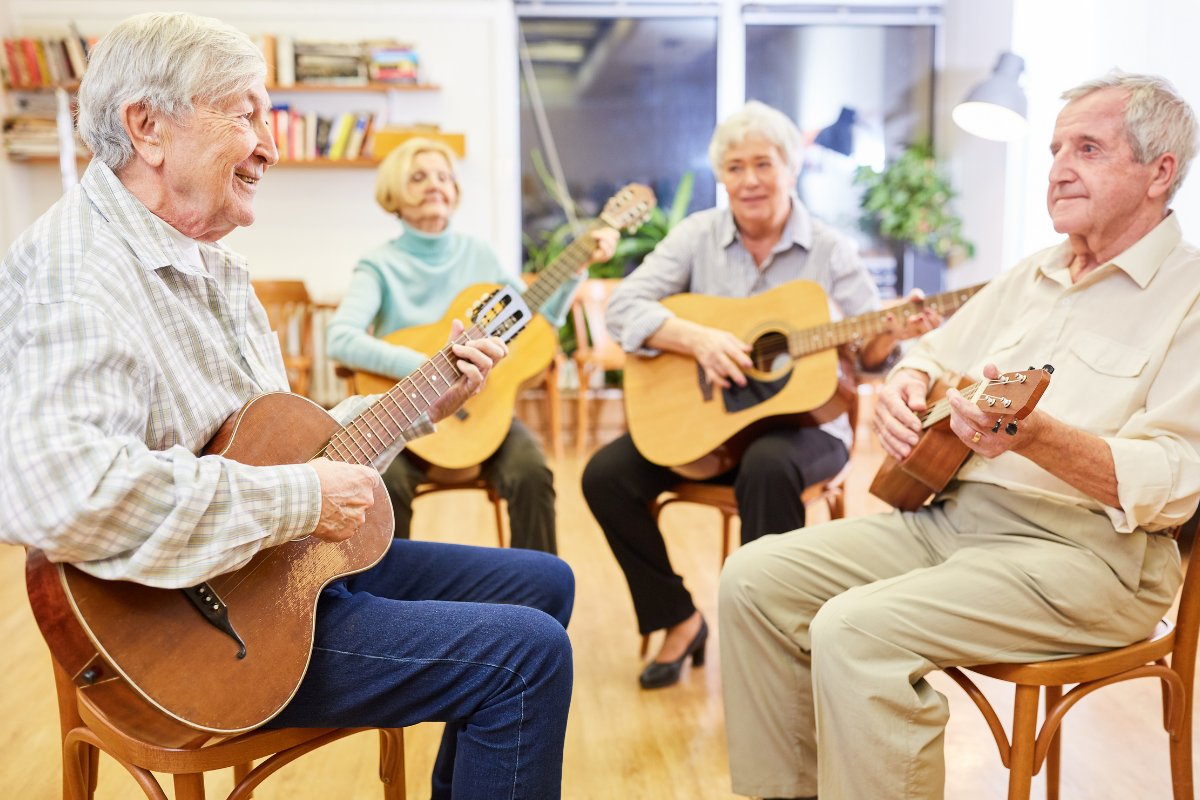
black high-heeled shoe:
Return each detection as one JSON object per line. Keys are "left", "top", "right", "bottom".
{"left": 639, "top": 617, "right": 708, "bottom": 689}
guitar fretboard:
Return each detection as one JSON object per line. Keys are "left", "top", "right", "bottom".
{"left": 323, "top": 325, "right": 485, "bottom": 465}
{"left": 787, "top": 282, "right": 987, "bottom": 357}
{"left": 520, "top": 221, "right": 605, "bottom": 315}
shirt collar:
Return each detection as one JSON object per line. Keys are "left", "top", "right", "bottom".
{"left": 1037, "top": 212, "right": 1183, "bottom": 289}
{"left": 719, "top": 193, "right": 815, "bottom": 253}
{"left": 80, "top": 159, "right": 228, "bottom": 277}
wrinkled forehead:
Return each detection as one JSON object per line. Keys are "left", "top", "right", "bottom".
{"left": 1052, "top": 87, "right": 1129, "bottom": 145}
{"left": 722, "top": 134, "right": 787, "bottom": 165}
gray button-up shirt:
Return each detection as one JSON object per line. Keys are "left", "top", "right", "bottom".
{"left": 606, "top": 196, "right": 882, "bottom": 450}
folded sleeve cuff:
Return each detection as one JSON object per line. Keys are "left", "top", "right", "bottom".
{"left": 888, "top": 354, "right": 945, "bottom": 385}
{"left": 260, "top": 463, "right": 323, "bottom": 546}
{"left": 618, "top": 305, "right": 675, "bottom": 354}
{"left": 1105, "top": 436, "right": 1175, "bottom": 533}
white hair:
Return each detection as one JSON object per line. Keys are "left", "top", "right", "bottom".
{"left": 708, "top": 100, "right": 804, "bottom": 176}
{"left": 1061, "top": 71, "right": 1198, "bottom": 202}
{"left": 77, "top": 13, "right": 266, "bottom": 170}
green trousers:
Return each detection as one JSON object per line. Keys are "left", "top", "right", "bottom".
{"left": 719, "top": 482, "right": 1181, "bottom": 800}
{"left": 381, "top": 419, "right": 558, "bottom": 554}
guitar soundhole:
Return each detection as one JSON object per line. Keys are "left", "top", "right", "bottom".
{"left": 751, "top": 331, "right": 790, "bottom": 373}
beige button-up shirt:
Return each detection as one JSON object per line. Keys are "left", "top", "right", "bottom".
{"left": 896, "top": 213, "right": 1200, "bottom": 568}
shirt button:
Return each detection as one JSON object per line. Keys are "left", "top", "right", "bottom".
{"left": 1060, "top": 297, "right": 1073, "bottom": 306}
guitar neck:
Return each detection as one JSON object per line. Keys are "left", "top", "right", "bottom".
{"left": 919, "top": 379, "right": 986, "bottom": 429}
{"left": 520, "top": 220, "right": 605, "bottom": 315}
{"left": 323, "top": 324, "right": 484, "bottom": 464}
{"left": 787, "top": 282, "right": 987, "bottom": 357}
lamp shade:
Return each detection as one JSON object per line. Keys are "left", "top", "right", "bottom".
{"left": 952, "top": 52, "right": 1028, "bottom": 142}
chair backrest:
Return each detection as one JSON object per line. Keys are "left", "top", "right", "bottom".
{"left": 570, "top": 278, "right": 624, "bottom": 369}
{"left": 252, "top": 280, "right": 314, "bottom": 359}
{"left": 1170, "top": 548, "right": 1200, "bottom": 694}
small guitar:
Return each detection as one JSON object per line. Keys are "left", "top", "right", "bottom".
{"left": 623, "top": 280, "right": 988, "bottom": 480}
{"left": 869, "top": 366, "right": 1054, "bottom": 511}
{"left": 26, "top": 287, "right": 530, "bottom": 735}
{"left": 354, "top": 184, "right": 657, "bottom": 470}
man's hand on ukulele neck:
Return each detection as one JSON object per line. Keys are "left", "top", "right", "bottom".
{"left": 873, "top": 368, "right": 931, "bottom": 460}
{"left": 947, "top": 363, "right": 1046, "bottom": 459}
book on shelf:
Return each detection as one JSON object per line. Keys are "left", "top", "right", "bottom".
{"left": 366, "top": 41, "right": 419, "bottom": 84}
{"left": 3, "top": 115, "right": 87, "bottom": 159}
{"left": 3, "top": 32, "right": 90, "bottom": 89}
{"left": 256, "top": 34, "right": 276, "bottom": 88}
{"left": 276, "top": 34, "right": 295, "bottom": 87}
{"left": 305, "top": 110, "right": 318, "bottom": 160}
{"left": 343, "top": 115, "right": 369, "bottom": 161}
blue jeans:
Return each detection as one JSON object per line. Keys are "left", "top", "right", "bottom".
{"left": 268, "top": 539, "right": 575, "bottom": 800}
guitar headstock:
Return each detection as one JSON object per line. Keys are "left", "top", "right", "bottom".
{"left": 599, "top": 184, "right": 656, "bottom": 234}
{"left": 970, "top": 366, "right": 1053, "bottom": 432}
{"left": 467, "top": 287, "right": 531, "bottom": 345}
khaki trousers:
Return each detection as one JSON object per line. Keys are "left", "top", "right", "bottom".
{"left": 719, "top": 482, "right": 1181, "bottom": 800}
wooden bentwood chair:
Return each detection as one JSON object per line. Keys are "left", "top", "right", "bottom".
{"left": 943, "top": 535, "right": 1197, "bottom": 800}
{"left": 570, "top": 278, "right": 626, "bottom": 459}
{"left": 251, "top": 281, "right": 318, "bottom": 399}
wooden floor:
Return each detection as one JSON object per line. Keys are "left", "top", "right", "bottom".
{"left": 0, "top": 387, "right": 1193, "bottom": 798}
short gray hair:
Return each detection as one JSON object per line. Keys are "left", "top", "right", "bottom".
{"left": 709, "top": 100, "right": 804, "bottom": 176}
{"left": 1061, "top": 71, "right": 1198, "bottom": 201}
{"left": 78, "top": 13, "right": 266, "bottom": 170}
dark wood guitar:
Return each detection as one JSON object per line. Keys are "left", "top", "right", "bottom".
{"left": 869, "top": 367, "right": 1053, "bottom": 511}
{"left": 25, "top": 287, "right": 531, "bottom": 734}
{"left": 354, "top": 184, "right": 656, "bottom": 469}
{"left": 622, "top": 280, "right": 987, "bottom": 480}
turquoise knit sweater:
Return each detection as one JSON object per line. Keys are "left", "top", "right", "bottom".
{"left": 326, "top": 222, "right": 582, "bottom": 380}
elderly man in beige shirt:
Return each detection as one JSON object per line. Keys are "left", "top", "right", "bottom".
{"left": 719, "top": 72, "right": 1200, "bottom": 800}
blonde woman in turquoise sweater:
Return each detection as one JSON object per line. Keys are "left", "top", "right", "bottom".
{"left": 328, "top": 138, "right": 617, "bottom": 553}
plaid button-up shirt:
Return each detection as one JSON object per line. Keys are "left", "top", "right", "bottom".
{"left": 0, "top": 160, "right": 322, "bottom": 588}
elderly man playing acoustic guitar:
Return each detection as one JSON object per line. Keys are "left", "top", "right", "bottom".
{"left": 0, "top": 14, "right": 575, "bottom": 800}
{"left": 719, "top": 72, "right": 1200, "bottom": 800}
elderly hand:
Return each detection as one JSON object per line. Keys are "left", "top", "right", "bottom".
{"left": 872, "top": 368, "right": 932, "bottom": 460}
{"left": 310, "top": 458, "right": 380, "bottom": 543}
{"left": 579, "top": 227, "right": 621, "bottom": 273}
{"left": 687, "top": 323, "right": 754, "bottom": 389}
{"left": 884, "top": 290, "right": 944, "bottom": 341}
{"left": 426, "top": 318, "right": 508, "bottom": 423}
{"left": 946, "top": 363, "right": 1047, "bottom": 458}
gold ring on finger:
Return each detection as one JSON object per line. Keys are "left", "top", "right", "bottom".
{"left": 971, "top": 431, "right": 982, "bottom": 443}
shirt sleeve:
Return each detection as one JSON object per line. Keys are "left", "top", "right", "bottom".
{"left": 325, "top": 265, "right": 426, "bottom": 380}
{"left": 826, "top": 236, "right": 883, "bottom": 319}
{"left": 605, "top": 217, "right": 701, "bottom": 353}
{"left": 0, "top": 300, "right": 322, "bottom": 588}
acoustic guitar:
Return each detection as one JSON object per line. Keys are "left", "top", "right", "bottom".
{"left": 25, "top": 288, "right": 530, "bottom": 735}
{"left": 622, "top": 280, "right": 987, "bottom": 480}
{"left": 354, "top": 184, "right": 657, "bottom": 469}
{"left": 869, "top": 366, "right": 1053, "bottom": 510}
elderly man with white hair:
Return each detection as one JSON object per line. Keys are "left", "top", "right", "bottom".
{"left": 583, "top": 100, "right": 940, "bottom": 690}
{"left": 720, "top": 73, "right": 1200, "bottom": 800}
{"left": 0, "top": 13, "right": 575, "bottom": 800}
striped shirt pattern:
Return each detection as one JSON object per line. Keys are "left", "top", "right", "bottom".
{"left": 605, "top": 196, "right": 884, "bottom": 449}
{"left": 0, "top": 160, "right": 322, "bottom": 588}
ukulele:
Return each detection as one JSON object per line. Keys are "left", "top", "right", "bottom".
{"left": 353, "top": 184, "right": 657, "bottom": 470}
{"left": 26, "top": 287, "right": 529, "bottom": 735}
{"left": 869, "top": 366, "right": 1054, "bottom": 511}
{"left": 622, "top": 280, "right": 987, "bottom": 480}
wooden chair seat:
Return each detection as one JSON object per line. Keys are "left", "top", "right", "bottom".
{"left": 414, "top": 465, "right": 506, "bottom": 548}
{"left": 943, "top": 551, "right": 1197, "bottom": 800}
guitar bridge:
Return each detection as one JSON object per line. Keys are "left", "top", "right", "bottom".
{"left": 181, "top": 583, "right": 247, "bottom": 659}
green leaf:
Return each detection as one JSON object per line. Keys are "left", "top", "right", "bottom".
{"left": 668, "top": 172, "right": 695, "bottom": 228}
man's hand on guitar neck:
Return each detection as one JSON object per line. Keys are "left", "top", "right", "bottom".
{"left": 427, "top": 319, "right": 509, "bottom": 423}
{"left": 646, "top": 318, "right": 754, "bottom": 389}
{"left": 873, "top": 368, "right": 931, "bottom": 460}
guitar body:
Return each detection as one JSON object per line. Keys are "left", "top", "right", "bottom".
{"left": 623, "top": 281, "right": 845, "bottom": 479}
{"left": 354, "top": 282, "right": 558, "bottom": 469}
{"left": 26, "top": 392, "right": 395, "bottom": 734}
{"left": 868, "top": 377, "right": 973, "bottom": 511}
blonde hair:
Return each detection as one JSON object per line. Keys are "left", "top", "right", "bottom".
{"left": 375, "top": 137, "right": 460, "bottom": 215}
{"left": 1061, "top": 71, "right": 1198, "bottom": 202}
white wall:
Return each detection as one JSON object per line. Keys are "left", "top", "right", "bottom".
{"left": 5, "top": 0, "right": 520, "bottom": 301}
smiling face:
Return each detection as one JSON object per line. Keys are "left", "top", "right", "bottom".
{"left": 395, "top": 151, "right": 458, "bottom": 233}
{"left": 1047, "top": 87, "right": 1161, "bottom": 240}
{"left": 719, "top": 134, "right": 796, "bottom": 232}
{"left": 157, "top": 83, "right": 277, "bottom": 241}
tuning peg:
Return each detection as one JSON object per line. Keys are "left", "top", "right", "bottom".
{"left": 1005, "top": 422, "right": 1018, "bottom": 435}
{"left": 991, "top": 419, "right": 1001, "bottom": 433}
{"left": 1042, "top": 364, "right": 1055, "bottom": 374}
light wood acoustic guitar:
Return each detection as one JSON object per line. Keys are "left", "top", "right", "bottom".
{"left": 25, "top": 288, "right": 530, "bottom": 735}
{"left": 869, "top": 366, "right": 1053, "bottom": 510}
{"left": 623, "top": 280, "right": 987, "bottom": 480}
{"left": 353, "top": 184, "right": 657, "bottom": 469}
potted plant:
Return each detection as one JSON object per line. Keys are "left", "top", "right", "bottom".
{"left": 854, "top": 138, "right": 973, "bottom": 294}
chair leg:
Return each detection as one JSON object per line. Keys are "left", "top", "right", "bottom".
{"left": 1044, "top": 685, "right": 1062, "bottom": 800}
{"left": 720, "top": 511, "right": 733, "bottom": 565}
{"left": 379, "top": 729, "right": 407, "bottom": 800}
{"left": 490, "top": 491, "right": 506, "bottom": 547}
{"left": 173, "top": 773, "right": 206, "bottom": 800}
{"left": 1168, "top": 685, "right": 1194, "bottom": 800}
{"left": 1007, "top": 684, "right": 1040, "bottom": 800}
{"left": 53, "top": 660, "right": 98, "bottom": 800}
{"left": 576, "top": 363, "right": 590, "bottom": 460}
{"left": 546, "top": 358, "right": 564, "bottom": 462}
{"left": 232, "top": 763, "right": 254, "bottom": 799}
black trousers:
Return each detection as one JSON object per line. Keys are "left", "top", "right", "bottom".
{"left": 382, "top": 419, "right": 558, "bottom": 554}
{"left": 581, "top": 428, "right": 848, "bottom": 634}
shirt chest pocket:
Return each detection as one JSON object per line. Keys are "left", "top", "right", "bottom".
{"left": 1061, "top": 331, "right": 1150, "bottom": 433}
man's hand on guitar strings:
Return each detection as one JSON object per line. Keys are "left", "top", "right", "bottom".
{"left": 947, "top": 363, "right": 1045, "bottom": 459}
{"left": 310, "top": 458, "right": 380, "bottom": 542}
{"left": 884, "top": 289, "right": 945, "bottom": 341}
{"left": 427, "top": 319, "right": 508, "bottom": 423}
{"left": 873, "top": 368, "right": 931, "bottom": 460}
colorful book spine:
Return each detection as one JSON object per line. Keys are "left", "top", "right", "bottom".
{"left": 327, "top": 113, "right": 356, "bottom": 160}
{"left": 3, "top": 40, "right": 24, "bottom": 87}
{"left": 31, "top": 39, "right": 51, "bottom": 86}
{"left": 21, "top": 39, "right": 42, "bottom": 86}
{"left": 305, "top": 110, "right": 318, "bottom": 161}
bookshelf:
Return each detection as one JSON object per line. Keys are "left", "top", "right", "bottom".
{"left": 267, "top": 83, "right": 439, "bottom": 94}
